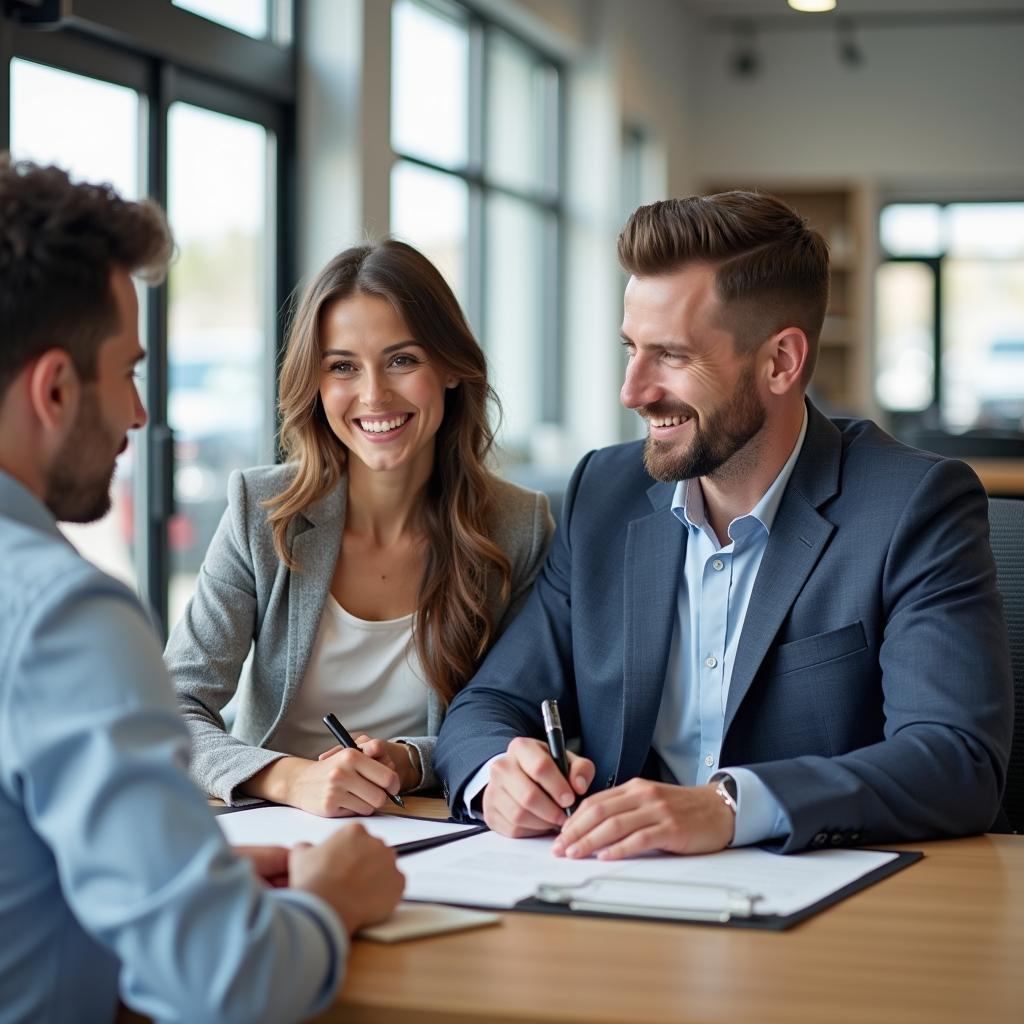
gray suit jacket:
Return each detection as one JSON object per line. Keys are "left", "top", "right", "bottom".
{"left": 166, "top": 464, "right": 554, "bottom": 804}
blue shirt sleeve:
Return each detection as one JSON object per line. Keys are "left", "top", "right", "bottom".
{"left": 726, "top": 768, "right": 793, "bottom": 846}
{"left": 8, "top": 571, "right": 347, "bottom": 1023}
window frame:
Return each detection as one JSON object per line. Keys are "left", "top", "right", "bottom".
{"left": 2, "top": 2, "right": 295, "bottom": 635}
{"left": 877, "top": 198, "right": 1024, "bottom": 428}
{"left": 390, "top": 0, "right": 567, "bottom": 430}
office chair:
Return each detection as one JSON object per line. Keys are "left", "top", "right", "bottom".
{"left": 989, "top": 497, "right": 1024, "bottom": 833}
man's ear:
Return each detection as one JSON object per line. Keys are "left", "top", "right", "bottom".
{"left": 763, "top": 327, "right": 809, "bottom": 396}
{"left": 26, "top": 349, "right": 81, "bottom": 432}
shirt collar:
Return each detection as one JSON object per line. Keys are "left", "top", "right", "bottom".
{"left": 0, "top": 469, "right": 64, "bottom": 541}
{"left": 671, "top": 406, "right": 809, "bottom": 540}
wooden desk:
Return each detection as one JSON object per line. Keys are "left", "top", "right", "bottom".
{"left": 322, "top": 798, "right": 1024, "bottom": 1024}
{"left": 965, "top": 457, "right": 1024, "bottom": 496}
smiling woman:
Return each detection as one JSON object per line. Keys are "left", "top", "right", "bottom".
{"left": 317, "top": 294, "right": 457, "bottom": 478}
{"left": 165, "top": 239, "right": 555, "bottom": 816}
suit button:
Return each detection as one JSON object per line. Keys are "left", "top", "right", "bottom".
{"left": 812, "top": 832, "right": 828, "bottom": 848}
{"left": 606, "top": 775, "right": 615, "bottom": 788}
{"left": 850, "top": 832, "right": 861, "bottom": 843}
{"left": 831, "top": 833, "right": 844, "bottom": 846}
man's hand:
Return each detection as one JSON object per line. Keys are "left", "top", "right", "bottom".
{"left": 289, "top": 824, "right": 405, "bottom": 936}
{"left": 482, "top": 737, "right": 595, "bottom": 837}
{"left": 551, "top": 780, "right": 735, "bottom": 860}
{"left": 319, "top": 734, "right": 421, "bottom": 792}
{"left": 233, "top": 845, "right": 290, "bottom": 888}
{"left": 245, "top": 751, "right": 402, "bottom": 817}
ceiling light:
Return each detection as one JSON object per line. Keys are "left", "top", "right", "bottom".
{"left": 788, "top": 1, "right": 838, "bottom": 12}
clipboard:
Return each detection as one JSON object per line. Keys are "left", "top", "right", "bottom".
{"left": 516, "top": 849, "right": 922, "bottom": 931}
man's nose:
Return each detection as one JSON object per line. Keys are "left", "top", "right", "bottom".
{"left": 620, "top": 355, "right": 660, "bottom": 410}
{"left": 131, "top": 381, "right": 147, "bottom": 430}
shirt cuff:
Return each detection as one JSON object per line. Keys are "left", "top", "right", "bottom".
{"left": 719, "top": 767, "right": 792, "bottom": 847}
{"left": 270, "top": 889, "right": 350, "bottom": 1015}
{"left": 463, "top": 756, "right": 502, "bottom": 818}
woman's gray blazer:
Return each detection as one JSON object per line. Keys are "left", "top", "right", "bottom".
{"left": 165, "top": 463, "right": 554, "bottom": 805}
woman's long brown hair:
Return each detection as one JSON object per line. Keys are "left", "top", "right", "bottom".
{"left": 266, "top": 240, "right": 511, "bottom": 706}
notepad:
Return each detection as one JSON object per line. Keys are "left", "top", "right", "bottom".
{"left": 360, "top": 902, "right": 501, "bottom": 943}
{"left": 215, "top": 804, "right": 482, "bottom": 852}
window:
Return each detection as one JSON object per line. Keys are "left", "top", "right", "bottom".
{"left": 166, "top": 103, "right": 275, "bottom": 626}
{"left": 4, "top": 3, "right": 293, "bottom": 635}
{"left": 876, "top": 201, "right": 1024, "bottom": 432}
{"left": 173, "top": 0, "right": 275, "bottom": 41}
{"left": 390, "top": 0, "right": 563, "bottom": 457}
{"left": 10, "top": 59, "right": 144, "bottom": 589}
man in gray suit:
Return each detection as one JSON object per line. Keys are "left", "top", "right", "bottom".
{"left": 435, "top": 191, "right": 1012, "bottom": 857}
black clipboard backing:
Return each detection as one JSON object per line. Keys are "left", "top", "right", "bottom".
{"left": 511, "top": 849, "right": 923, "bottom": 931}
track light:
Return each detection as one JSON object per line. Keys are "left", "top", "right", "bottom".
{"left": 729, "top": 21, "right": 760, "bottom": 79}
{"left": 837, "top": 18, "right": 864, "bottom": 67}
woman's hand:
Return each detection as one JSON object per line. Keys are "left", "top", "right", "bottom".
{"left": 244, "top": 751, "right": 402, "bottom": 817}
{"left": 319, "top": 735, "right": 422, "bottom": 792}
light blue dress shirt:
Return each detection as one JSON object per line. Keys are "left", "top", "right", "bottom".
{"left": 466, "top": 414, "right": 809, "bottom": 845}
{"left": 653, "top": 410, "right": 808, "bottom": 845}
{"left": 0, "top": 471, "right": 347, "bottom": 1024}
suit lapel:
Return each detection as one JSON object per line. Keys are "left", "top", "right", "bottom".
{"left": 617, "top": 481, "right": 685, "bottom": 782}
{"left": 724, "top": 405, "right": 841, "bottom": 733}
{"left": 284, "top": 476, "right": 346, "bottom": 701}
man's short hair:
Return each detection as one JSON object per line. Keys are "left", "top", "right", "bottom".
{"left": 617, "top": 191, "right": 830, "bottom": 384}
{"left": 0, "top": 155, "right": 173, "bottom": 399}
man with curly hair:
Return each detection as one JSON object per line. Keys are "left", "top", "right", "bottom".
{"left": 0, "top": 157, "right": 403, "bottom": 1024}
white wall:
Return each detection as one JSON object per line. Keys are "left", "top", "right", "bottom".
{"left": 691, "top": 19, "right": 1024, "bottom": 190}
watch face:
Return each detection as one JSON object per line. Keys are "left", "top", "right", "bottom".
{"left": 721, "top": 775, "right": 738, "bottom": 801}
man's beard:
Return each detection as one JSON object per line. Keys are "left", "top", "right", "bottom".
{"left": 46, "top": 387, "right": 122, "bottom": 523}
{"left": 641, "top": 361, "right": 766, "bottom": 483}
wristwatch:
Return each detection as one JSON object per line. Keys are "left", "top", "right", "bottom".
{"left": 714, "top": 773, "right": 738, "bottom": 815}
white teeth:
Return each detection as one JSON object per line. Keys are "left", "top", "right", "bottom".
{"left": 650, "top": 415, "right": 688, "bottom": 428}
{"left": 358, "top": 414, "right": 410, "bottom": 434}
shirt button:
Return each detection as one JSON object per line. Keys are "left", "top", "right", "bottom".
{"left": 704, "top": 755, "right": 715, "bottom": 768}
{"left": 705, "top": 655, "right": 717, "bottom": 668}
{"left": 712, "top": 558, "right": 725, "bottom": 571}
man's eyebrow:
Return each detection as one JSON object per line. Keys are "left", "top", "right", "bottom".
{"left": 127, "top": 349, "right": 146, "bottom": 365}
{"left": 619, "top": 333, "right": 692, "bottom": 354}
{"left": 320, "top": 341, "right": 424, "bottom": 358}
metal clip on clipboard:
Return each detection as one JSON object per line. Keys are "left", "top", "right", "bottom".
{"left": 534, "top": 876, "right": 764, "bottom": 923}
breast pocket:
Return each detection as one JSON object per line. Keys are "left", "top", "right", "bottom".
{"left": 767, "top": 621, "right": 868, "bottom": 677}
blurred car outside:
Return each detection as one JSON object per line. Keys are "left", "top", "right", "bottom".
{"left": 116, "top": 327, "right": 268, "bottom": 574}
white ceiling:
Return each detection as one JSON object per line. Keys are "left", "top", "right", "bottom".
{"left": 684, "top": 0, "right": 1024, "bottom": 17}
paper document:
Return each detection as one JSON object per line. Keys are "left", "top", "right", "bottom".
{"left": 215, "top": 805, "right": 478, "bottom": 849}
{"left": 400, "top": 830, "right": 900, "bottom": 917}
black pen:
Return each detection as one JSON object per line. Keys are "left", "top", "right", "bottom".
{"left": 322, "top": 712, "right": 406, "bottom": 809}
{"left": 541, "top": 699, "right": 573, "bottom": 817}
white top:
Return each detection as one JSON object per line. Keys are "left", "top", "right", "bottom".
{"left": 272, "top": 596, "right": 430, "bottom": 760}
